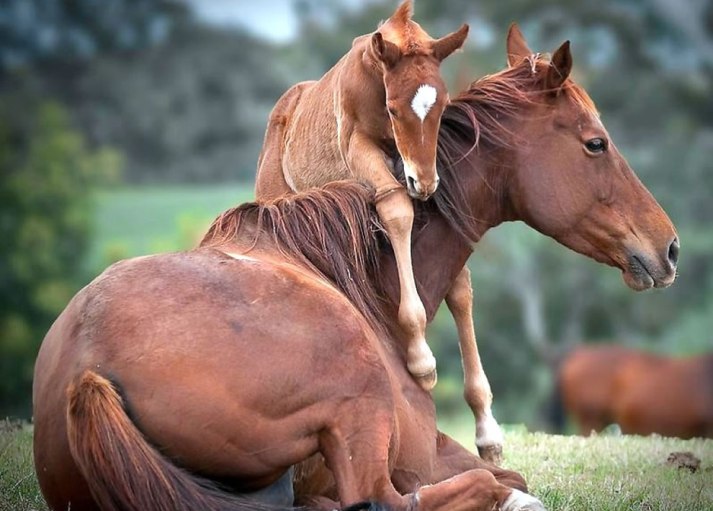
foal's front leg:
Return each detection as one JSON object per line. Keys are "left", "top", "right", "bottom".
{"left": 445, "top": 266, "right": 504, "bottom": 464}
{"left": 348, "top": 132, "right": 436, "bottom": 390}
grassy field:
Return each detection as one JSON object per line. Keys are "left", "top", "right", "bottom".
{"left": 439, "top": 419, "right": 713, "bottom": 511}
{"left": 3, "top": 418, "right": 711, "bottom": 511}
{"left": 88, "top": 182, "right": 254, "bottom": 271}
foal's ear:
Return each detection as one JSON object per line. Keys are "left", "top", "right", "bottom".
{"left": 432, "top": 24, "right": 469, "bottom": 62}
{"left": 545, "top": 40, "right": 573, "bottom": 91}
{"left": 506, "top": 23, "right": 533, "bottom": 67}
{"left": 371, "top": 32, "right": 401, "bottom": 68}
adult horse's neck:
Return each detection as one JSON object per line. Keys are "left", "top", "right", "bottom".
{"left": 384, "top": 136, "right": 515, "bottom": 321}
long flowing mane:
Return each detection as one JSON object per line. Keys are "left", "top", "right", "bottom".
{"left": 200, "top": 181, "right": 389, "bottom": 335}
{"left": 396, "top": 53, "right": 598, "bottom": 244}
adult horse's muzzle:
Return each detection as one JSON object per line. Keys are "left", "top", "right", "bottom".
{"left": 623, "top": 237, "right": 679, "bottom": 291}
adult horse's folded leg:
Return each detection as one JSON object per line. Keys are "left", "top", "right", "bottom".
{"left": 375, "top": 187, "right": 436, "bottom": 390}
{"left": 429, "top": 431, "right": 527, "bottom": 493}
{"left": 445, "top": 266, "right": 504, "bottom": 464}
{"left": 415, "top": 469, "right": 545, "bottom": 511}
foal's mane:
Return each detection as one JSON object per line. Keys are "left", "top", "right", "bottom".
{"left": 409, "top": 52, "right": 598, "bottom": 244}
{"left": 201, "top": 181, "right": 388, "bottom": 335}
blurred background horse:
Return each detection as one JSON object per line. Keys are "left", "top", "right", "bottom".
{"left": 554, "top": 345, "right": 713, "bottom": 439}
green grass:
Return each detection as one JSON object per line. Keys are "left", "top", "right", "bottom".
{"left": 5, "top": 418, "right": 712, "bottom": 511}
{"left": 439, "top": 418, "right": 713, "bottom": 511}
{"left": 0, "top": 422, "right": 44, "bottom": 511}
{"left": 88, "top": 182, "right": 254, "bottom": 271}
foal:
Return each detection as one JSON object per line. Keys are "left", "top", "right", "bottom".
{"left": 255, "top": 0, "right": 468, "bottom": 390}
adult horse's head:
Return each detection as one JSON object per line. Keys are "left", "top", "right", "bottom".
{"left": 496, "top": 25, "right": 678, "bottom": 290}
{"left": 371, "top": 0, "right": 468, "bottom": 200}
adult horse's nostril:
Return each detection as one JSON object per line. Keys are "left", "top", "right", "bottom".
{"left": 667, "top": 237, "right": 679, "bottom": 268}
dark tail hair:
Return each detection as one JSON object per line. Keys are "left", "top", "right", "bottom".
{"left": 66, "top": 370, "right": 392, "bottom": 511}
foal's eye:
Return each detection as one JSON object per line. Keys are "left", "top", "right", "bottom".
{"left": 584, "top": 138, "right": 607, "bottom": 154}
{"left": 387, "top": 106, "right": 398, "bottom": 118}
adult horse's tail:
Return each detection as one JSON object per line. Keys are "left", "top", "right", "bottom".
{"left": 66, "top": 370, "right": 389, "bottom": 511}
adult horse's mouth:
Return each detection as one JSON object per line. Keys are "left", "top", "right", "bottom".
{"left": 623, "top": 255, "right": 654, "bottom": 291}
{"left": 623, "top": 254, "right": 674, "bottom": 291}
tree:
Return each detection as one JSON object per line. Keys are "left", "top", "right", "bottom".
{"left": 0, "top": 100, "right": 120, "bottom": 417}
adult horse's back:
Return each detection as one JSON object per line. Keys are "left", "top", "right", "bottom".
{"left": 558, "top": 345, "right": 713, "bottom": 438}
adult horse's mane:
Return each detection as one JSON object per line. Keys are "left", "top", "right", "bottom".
{"left": 409, "top": 53, "right": 599, "bottom": 244}
{"left": 201, "top": 181, "right": 389, "bottom": 335}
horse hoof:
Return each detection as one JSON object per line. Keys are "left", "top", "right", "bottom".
{"left": 501, "top": 489, "right": 546, "bottom": 511}
{"left": 478, "top": 443, "right": 503, "bottom": 465}
{"left": 415, "top": 369, "right": 437, "bottom": 391}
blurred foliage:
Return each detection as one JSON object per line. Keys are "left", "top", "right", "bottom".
{"left": 0, "top": 0, "right": 187, "bottom": 69}
{"left": 0, "top": 0, "right": 712, "bottom": 426}
{"left": 0, "top": 100, "right": 120, "bottom": 417}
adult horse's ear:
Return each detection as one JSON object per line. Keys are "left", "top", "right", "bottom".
{"left": 545, "top": 40, "right": 572, "bottom": 91}
{"left": 506, "top": 23, "right": 532, "bottom": 67}
{"left": 432, "top": 24, "right": 469, "bottom": 62}
{"left": 371, "top": 32, "right": 401, "bottom": 68}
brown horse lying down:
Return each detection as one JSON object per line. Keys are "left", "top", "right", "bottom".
{"left": 557, "top": 345, "right": 713, "bottom": 438}
{"left": 257, "top": 23, "right": 680, "bottom": 465}
{"left": 33, "top": 182, "right": 539, "bottom": 511}
{"left": 33, "top": 28, "right": 677, "bottom": 511}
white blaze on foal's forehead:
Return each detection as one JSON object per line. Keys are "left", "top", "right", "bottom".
{"left": 411, "top": 84, "right": 437, "bottom": 121}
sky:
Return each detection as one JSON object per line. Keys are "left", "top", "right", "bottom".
{"left": 185, "top": 0, "right": 299, "bottom": 41}
{"left": 184, "top": 0, "right": 370, "bottom": 42}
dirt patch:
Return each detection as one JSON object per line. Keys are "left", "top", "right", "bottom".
{"left": 665, "top": 451, "right": 701, "bottom": 473}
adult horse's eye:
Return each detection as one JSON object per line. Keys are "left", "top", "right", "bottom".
{"left": 387, "top": 106, "right": 399, "bottom": 118}
{"left": 584, "top": 138, "right": 607, "bottom": 154}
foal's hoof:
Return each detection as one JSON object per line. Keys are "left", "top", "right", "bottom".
{"left": 415, "top": 369, "right": 437, "bottom": 391}
{"left": 478, "top": 443, "right": 503, "bottom": 465}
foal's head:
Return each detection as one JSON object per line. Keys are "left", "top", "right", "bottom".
{"left": 370, "top": 0, "right": 468, "bottom": 200}
{"left": 499, "top": 25, "right": 678, "bottom": 290}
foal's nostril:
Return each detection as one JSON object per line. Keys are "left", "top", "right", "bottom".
{"left": 406, "top": 176, "right": 418, "bottom": 192}
{"left": 667, "top": 237, "right": 680, "bottom": 268}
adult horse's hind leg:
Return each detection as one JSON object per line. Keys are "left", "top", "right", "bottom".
{"left": 429, "top": 432, "right": 528, "bottom": 493}
{"left": 445, "top": 266, "right": 503, "bottom": 464}
{"left": 321, "top": 420, "right": 536, "bottom": 511}
{"left": 416, "top": 469, "right": 543, "bottom": 511}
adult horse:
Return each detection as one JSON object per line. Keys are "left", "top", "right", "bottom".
{"left": 32, "top": 27, "right": 677, "bottom": 511}
{"left": 256, "top": 24, "right": 680, "bottom": 463}
{"left": 556, "top": 345, "right": 713, "bottom": 438}
{"left": 33, "top": 182, "right": 537, "bottom": 511}
{"left": 256, "top": 0, "right": 469, "bottom": 390}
